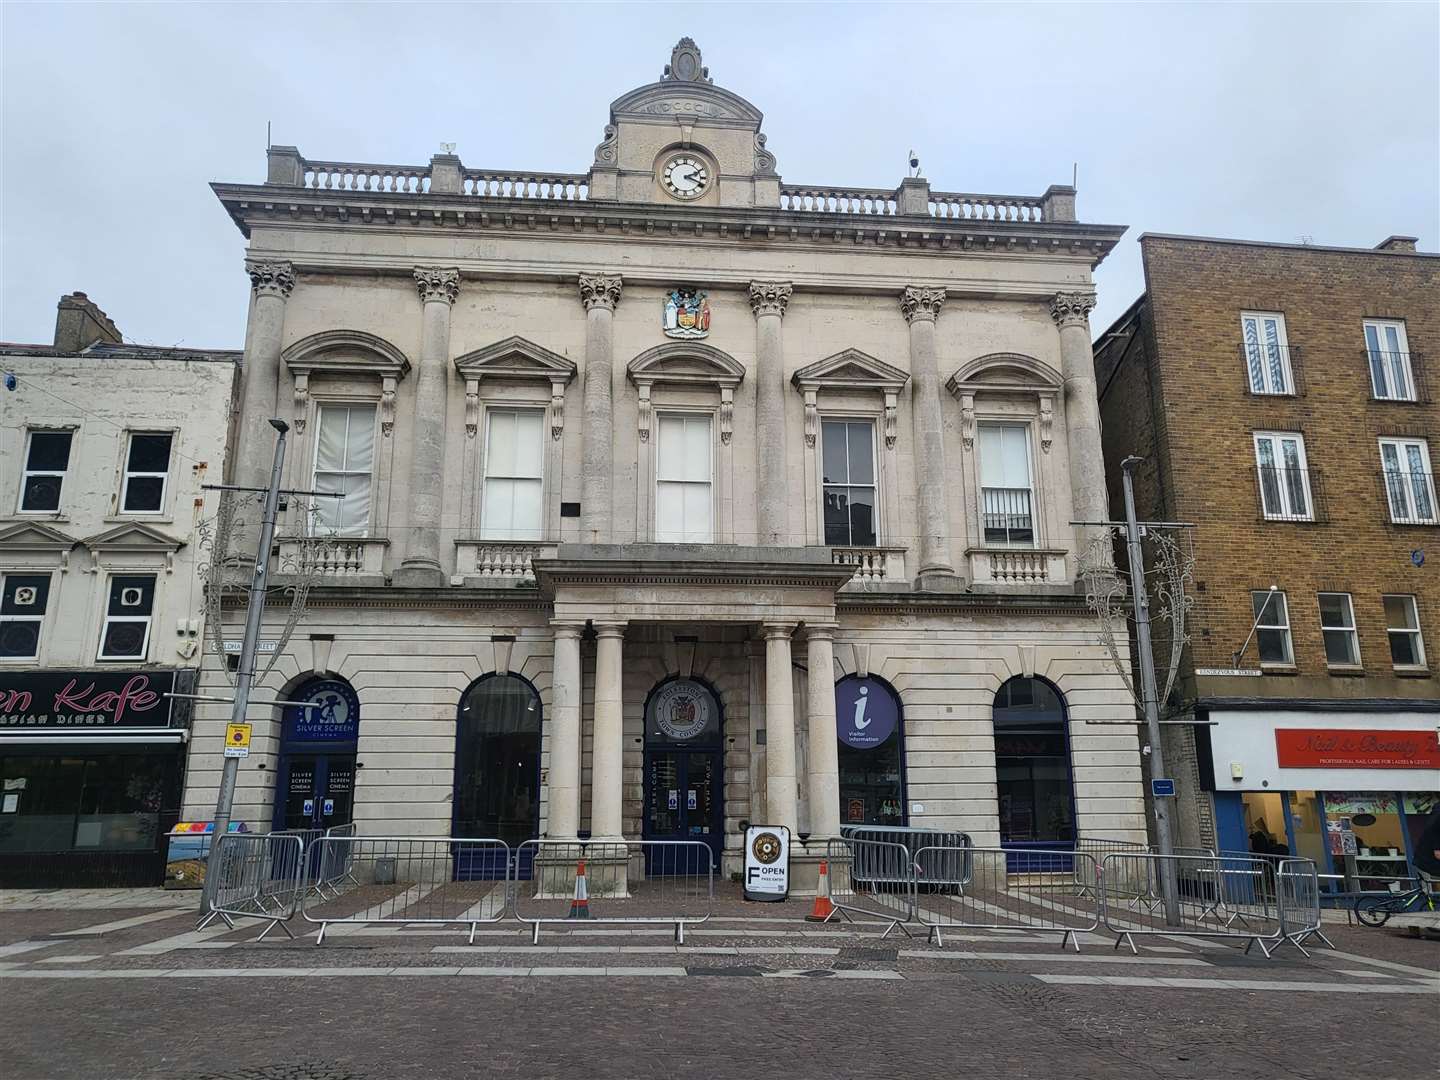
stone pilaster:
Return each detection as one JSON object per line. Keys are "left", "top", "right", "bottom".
{"left": 578, "top": 274, "right": 622, "bottom": 542}
{"left": 749, "top": 282, "right": 793, "bottom": 545}
{"left": 1050, "top": 292, "right": 1108, "bottom": 540}
{"left": 590, "top": 622, "right": 626, "bottom": 841}
{"left": 231, "top": 260, "right": 294, "bottom": 555}
{"left": 901, "top": 286, "right": 955, "bottom": 580}
{"left": 393, "top": 267, "right": 459, "bottom": 587}
{"left": 762, "top": 622, "right": 798, "bottom": 834}
{"left": 804, "top": 625, "right": 841, "bottom": 840}
{"left": 547, "top": 622, "right": 584, "bottom": 839}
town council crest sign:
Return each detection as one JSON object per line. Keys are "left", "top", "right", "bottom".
{"left": 662, "top": 287, "right": 711, "bottom": 339}
{"left": 648, "top": 678, "right": 714, "bottom": 741}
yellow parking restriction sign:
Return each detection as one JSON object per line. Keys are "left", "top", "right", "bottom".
{"left": 224, "top": 722, "right": 252, "bottom": 759}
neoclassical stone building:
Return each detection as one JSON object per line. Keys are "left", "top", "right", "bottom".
{"left": 187, "top": 39, "right": 1145, "bottom": 877}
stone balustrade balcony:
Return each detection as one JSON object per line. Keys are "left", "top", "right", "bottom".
{"left": 966, "top": 547, "right": 1069, "bottom": 590}
{"left": 830, "top": 546, "right": 909, "bottom": 590}
{"left": 452, "top": 540, "right": 558, "bottom": 586}
{"left": 273, "top": 535, "right": 390, "bottom": 586}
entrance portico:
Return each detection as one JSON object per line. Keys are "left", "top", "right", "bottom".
{"left": 535, "top": 545, "right": 853, "bottom": 874}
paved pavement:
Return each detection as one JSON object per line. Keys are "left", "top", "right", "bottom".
{"left": 1, "top": 890, "right": 1435, "bottom": 1080}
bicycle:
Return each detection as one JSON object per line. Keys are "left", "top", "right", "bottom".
{"left": 1353, "top": 879, "right": 1438, "bottom": 927}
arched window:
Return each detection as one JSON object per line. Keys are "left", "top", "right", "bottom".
{"left": 993, "top": 676, "right": 1075, "bottom": 847}
{"left": 835, "top": 675, "right": 906, "bottom": 827}
{"left": 453, "top": 674, "right": 542, "bottom": 848}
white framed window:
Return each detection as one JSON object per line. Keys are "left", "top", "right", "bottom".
{"left": 1364, "top": 320, "right": 1414, "bottom": 401}
{"left": 1241, "top": 312, "right": 1293, "bottom": 395}
{"left": 1318, "top": 592, "right": 1360, "bottom": 667}
{"left": 481, "top": 407, "right": 545, "bottom": 541}
{"left": 821, "top": 419, "right": 877, "bottom": 546}
{"left": 311, "top": 405, "right": 376, "bottom": 537}
{"left": 1252, "top": 590, "right": 1294, "bottom": 666}
{"left": 1383, "top": 594, "right": 1426, "bottom": 669}
{"left": 655, "top": 413, "right": 713, "bottom": 543}
{"left": 18, "top": 430, "right": 73, "bottom": 514}
{"left": 1379, "top": 437, "right": 1436, "bottom": 524}
{"left": 119, "top": 431, "right": 174, "bottom": 514}
{"left": 97, "top": 574, "right": 155, "bottom": 662}
{"left": 1253, "top": 432, "right": 1313, "bottom": 521}
{"left": 0, "top": 573, "right": 51, "bottom": 660}
{"left": 978, "top": 422, "right": 1034, "bottom": 545}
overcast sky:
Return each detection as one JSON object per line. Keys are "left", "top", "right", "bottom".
{"left": 2, "top": 2, "right": 1436, "bottom": 348}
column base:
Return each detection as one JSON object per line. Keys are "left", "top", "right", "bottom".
{"left": 914, "top": 568, "right": 965, "bottom": 592}
{"left": 392, "top": 561, "right": 445, "bottom": 588}
{"left": 532, "top": 842, "right": 632, "bottom": 899}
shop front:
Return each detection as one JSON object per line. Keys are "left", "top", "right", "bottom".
{"left": 1200, "top": 704, "right": 1440, "bottom": 892}
{"left": 0, "top": 669, "right": 189, "bottom": 887}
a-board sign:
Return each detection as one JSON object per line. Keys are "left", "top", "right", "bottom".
{"left": 743, "top": 824, "right": 790, "bottom": 902}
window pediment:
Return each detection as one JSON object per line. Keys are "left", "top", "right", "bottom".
{"left": 283, "top": 330, "right": 412, "bottom": 437}
{"left": 627, "top": 343, "right": 744, "bottom": 445}
{"left": 947, "top": 353, "right": 1060, "bottom": 454}
{"left": 455, "top": 337, "right": 578, "bottom": 442}
{"left": 792, "top": 349, "right": 909, "bottom": 450}
{"left": 0, "top": 521, "right": 79, "bottom": 572}
{"left": 81, "top": 522, "right": 184, "bottom": 574}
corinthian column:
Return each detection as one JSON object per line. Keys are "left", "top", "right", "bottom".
{"left": 231, "top": 260, "right": 294, "bottom": 557}
{"left": 749, "top": 282, "right": 793, "bottom": 546}
{"left": 393, "top": 267, "right": 459, "bottom": 587}
{"left": 578, "top": 274, "right": 622, "bottom": 542}
{"left": 901, "top": 286, "right": 954, "bottom": 579}
{"left": 1050, "top": 292, "right": 1108, "bottom": 536}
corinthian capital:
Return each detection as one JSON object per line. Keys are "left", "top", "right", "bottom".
{"left": 578, "top": 273, "right": 623, "bottom": 312}
{"left": 900, "top": 286, "right": 946, "bottom": 324}
{"left": 748, "top": 281, "right": 792, "bottom": 319}
{"left": 414, "top": 267, "right": 460, "bottom": 305}
{"left": 246, "top": 259, "right": 295, "bottom": 299}
{"left": 1049, "top": 291, "right": 1096, "bottom": 329}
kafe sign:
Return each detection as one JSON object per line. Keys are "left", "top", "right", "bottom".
{"left": 835, "top": 677, "right": 898, "bottom": 749}
{"left": 743, "top": 824, "right": 790, "bottom": 902}
{"left": 0, "top": 670, "right": 176, "bottom": 728}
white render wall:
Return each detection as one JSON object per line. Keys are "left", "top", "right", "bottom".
{"left": 0, "top": 352, "right": 236, "bottom": 673}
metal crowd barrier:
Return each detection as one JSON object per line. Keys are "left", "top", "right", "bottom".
{"left": 824, "top": 837, "right": 917, "bottom": 936}
{"left": 1074, "top": 836, "right": 1158, "bottom": 908}
{"left": 841, "top": 826, "right": 972, "bottom": 889}
{"left": 197, "top": 833, "right": 306, "bottom": 940}
{"left": 311, "top": 822, "right": 360, "bottom": 899}
{"left": 913, "top": 846, "right": 1100, "bottom": 950}
{"left": 1273, "top": 857, "right": 1331, "bottom": 955}
{"left": 512, "top": 839, "right": 713, "bottom": 944}
{"left": 300, "top": 836, "right": 511, "bottom": 944}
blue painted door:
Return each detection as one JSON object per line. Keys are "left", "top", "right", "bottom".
{"left": 643, "top": 748, "right": 721, "bottom": 874}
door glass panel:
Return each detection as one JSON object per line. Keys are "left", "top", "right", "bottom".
{"left": 282, "top": 759, "right": 318, "bottom": 830}
{"left": 647, "top": 752, "right": 681, "bottom": 837}
{"left": 323, "top": 758, "right": 355, "bottom": 826}
{"left": 685, "top": 753, "right": 715, "bottom": 836}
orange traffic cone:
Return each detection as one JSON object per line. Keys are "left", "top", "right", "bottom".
{"left": 805, "top": 858, "right": 836, "bottom": 922}
{"left": 567, "top": 858, "right": 591, "bottom": 919}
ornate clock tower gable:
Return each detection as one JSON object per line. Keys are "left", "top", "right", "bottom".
{"left": 590, "top": 38, "right": 780, "bottom": 209}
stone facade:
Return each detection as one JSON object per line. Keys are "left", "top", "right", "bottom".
{"left": 187, "top": 40, "right": 1147, "bottom": 873}
{"left": 1093, "top": 233, "right": 1440, "bottom": 852}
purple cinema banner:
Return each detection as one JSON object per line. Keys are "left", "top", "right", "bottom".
{"left": 835, "top": 677, "right": 898, "bottom": 749}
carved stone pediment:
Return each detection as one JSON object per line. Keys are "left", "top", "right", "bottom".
{"left": 0, "top": 521, "right": 81, "bottom": 552}
{"left": 283, "top": 330, "right": 412, "bottom": 436}
{"left": 627, "top": 342, "right": 745, "bottom": 444}
{"left": 82, "top": 522, "right": 184, "bottom": 574}
{"left": 609, "top": 82, "right": 762, "bottom": 127}
{"left": 947, "top": 353, "right": 1062, "bottom": 453}
{"left": 454, "top": 337, "right": 578, "bottom": 442}
{"left": 792, "top": 349, "right": 909, "bottom": 450}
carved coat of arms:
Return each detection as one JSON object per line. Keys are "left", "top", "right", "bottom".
{"left": 663, "top": 287, "right": 711, "bottom": 339}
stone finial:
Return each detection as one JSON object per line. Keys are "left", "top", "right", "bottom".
{"left": 900, "top": 286, "right": 946, "bottom": 324}
{"left": 593, "top": 124, "right": 618, "bottom": 166}
{"left": 414, "top": 267, "right": 460, "bottom": 305}
{"left": 662, "top": 37, "right": 711, "bottom": 84}
{"left": 578, "top": 273, "right": 623, "bottom": 312}
{"left": 1049, "top": 291, "right": 1097, "bottom": 329}
{"left": 748, "top": 281, "right": 793, "bottom": 319}
{"left": 754, "top": 133, "right": 777, "bottom": 177}
{"left": 246, "top": 259, "right": 295, "bottom": 299}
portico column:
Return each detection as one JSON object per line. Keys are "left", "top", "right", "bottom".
{"left": 590, "top": 621, "right": 626, "bottom": 840}
{"left": 548, "top": 622, "right": 584, "bottom": 839}
{"left": 578, "top": 274, "right": 622, "bottom": 542}
{"left": 1051, "top": 292, "right": 1108, "bottom": 536}
{"left": 749, "top": 282, "right": 793, "bottom": 546}
{"left": 394, "top": 267, "right": 459, "bottom": 587}
{"left": 804, "top": 624, "right": 841, "bottom": 840}
{"left": 762, "top": 622, "right": 798, "bottom": 833}
{"left": 232, "top": 260, "right": 294, "bottom": 553}
{"left": 900, "top": 286, "right": 955, "bottom": 579}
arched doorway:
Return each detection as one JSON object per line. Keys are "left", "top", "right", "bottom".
{"left": 835, "top": 675, "right": 906, "bottom": 828}
{"left": 641, "top": 676, "right": 724, "bottom": 870}
{"left": 993, "top": 676, "right": 1076, "bottom": 849}
{"left": 453, "top": 674, "right": 542, "bottom": 864}
{"left": 272, "top": 677, "right": 360, "bottom": 833}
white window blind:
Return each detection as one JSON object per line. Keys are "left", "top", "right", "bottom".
{"left": 312, "top": 406, "right": 376, "bottom": 537}
{"left": 655, "top": 414, "right": 713, "bottom": 543}
{"left": 979, "top": 423, "right": 1034, "bottom": 545}
{"left": 482, "top": 408, "right": 545, "bottom": 540}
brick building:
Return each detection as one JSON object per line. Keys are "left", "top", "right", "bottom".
{"left": 1094, "top": 233, "right": 1439, "bottom": 888}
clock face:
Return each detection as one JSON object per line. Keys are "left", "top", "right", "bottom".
{"left": 662, "top": 155, "right": 710, "bottom": 200}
